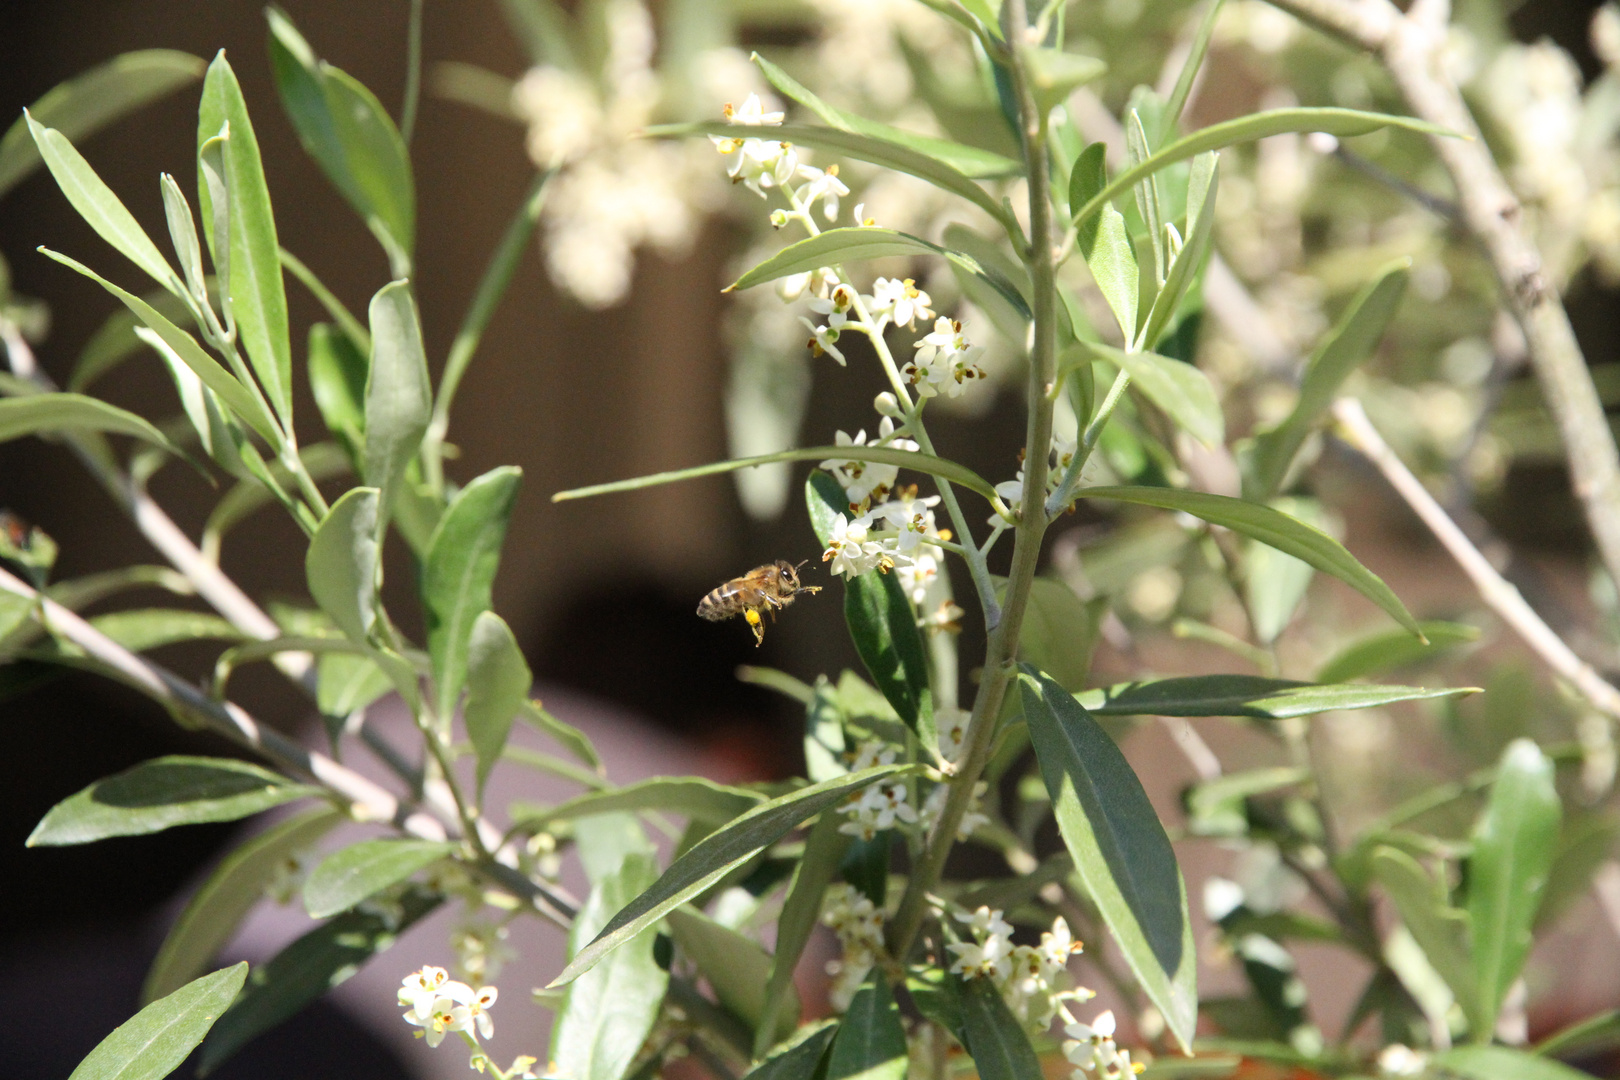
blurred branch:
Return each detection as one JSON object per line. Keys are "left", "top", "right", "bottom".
{"left": 1266, "top": 0, "right": 1620, "bottom": 596}
{"left": 1333, "top": 397, "right": 1620, "bottom": 720}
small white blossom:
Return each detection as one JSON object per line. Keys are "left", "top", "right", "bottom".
{"left": 823, "top": 884, "right": 886, "bottom": 1012}
{"left": 823, "top": 512, "right": 891, "bottom": 577}
{"left": 904, "top": 317, "right": 985, "bottom": 399}
{"left": 1064, "top": 1010, "right": 1141, "bottom": 1076}
{"left": 947, "top": 906, "right": 1015, "bottom": 981}
{"left": 717, "top": 134, "right": 800, "bottom": 198}
{"left": 398, "top": 967, "right": 500, "bottom": 1049}
{"left": 934, "top": 707, "right": 970, "bottom": 764}
{"left": 798, "top": 163, "right": 851, "bottom": 221}
{"left": 723, "top": 93, "right": 785, "bottom": 126}
{"left": 1377, "top": 1045, "right": 1428, "bottom": 1076}
{"left": 821, "top": 426, "right": 899, "bottom": 505}
{"left": 776, "top": 266, "right": 839, "bottom": 303}
{"left": 398, "top": 966, "right": 451, "bottom": 1024}
{"left": 868, "top": 277, "right": 935, "bottom": 332}
{"left": 921, "top": 781, "right": 990, "bottom": 839}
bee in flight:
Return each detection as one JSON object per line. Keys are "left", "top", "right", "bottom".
{"left": 697, "top": 560, "right": 821, "bottom": 646}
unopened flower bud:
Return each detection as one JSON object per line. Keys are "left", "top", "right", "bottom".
{"left": 874, "top": 392, "right": 903, "bottom": 419}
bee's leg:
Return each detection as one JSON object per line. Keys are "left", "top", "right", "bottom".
{"left": 745, "top": 607, "right": 765, "bottom": 646}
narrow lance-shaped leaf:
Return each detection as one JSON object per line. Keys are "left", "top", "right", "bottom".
{"left": 29, "top": 756, "right": 320, "bottom": 847}
{"left": 554, "top": 443, "right": 998, "bottom": 504}
{"left": 302, "top": 838, "right": 454, "bottom": 918}
{"left": 756, "top": 808, "right": 848, "bottom": 1057}
{"left": 424, "top": 465, "right": 522, "bottom": 719}
{"left": 750, "top": 52, "right": 1019, "bottom": 178}
{"left": 667, "top": 907, "right": 800, "bottom": 1043}
{"left": 1315, "top": 620, "right": 1479, "bottom": 684}
{"left": 363, "top": 280, "right": 431, "bottom": 525}
{"left": 1371, "top": 845, "right": 1480, "bottom": 1032}
{"left": 144, "top": 808, "right": 342, "bottom": 1003}
{"left": 39, "top": 248, "right": 279, "bottom": 442}
{"left": 197, "top": 52, "right": 294, "bottom": 426}
{"left": 1020, "top": 666, "right": 1197, "bottom": 1051}
{"left": 1071, "top": 107, "right": 1455, "bottom": 231}
{"left": 741, "top": 1021, "right": 839, "bottom": 1080}
{"left": 550, "top": 763, "right": 913, "bottom": 987}
{"left": 826, "top": 973, "right": 908, "bottom": 1080}
{"left": 1467, "top": 738, "right": 1561, "bottom": 1037}
{"left": 1078, "top": 485, "right": 1422, "bottom": 636}
{"left": 0, "top": 392, "right": 177, "bottom": 452}
{"left": 1076, "top": 342, "right": 1222, "bottom": 448}
{"left": 1434, "top": 1046, "right": 1595, "bottom": 1080}
{"left": 463, "top": 611, "right": 532, "bottom": 798}
{"left": 807, "top": 471, "right": 934, "bottom": 742}
{"left": 957, "top": 974, "right": 1043, "bottom": 1080}
{"left": 1070, "top": 142, "right": 1138, "bottom": 343}
{"left": 69, "top": 963, "right": 248, "bottom": 1080}
{"left": 512, "top": 776, "right": 763, "bottom": 831}
{"left": 305, "top": 486, "right": 379, "bottom": 644}
{"left": 1136, "top": 151, "right": 1218, "bottom": 352}
{"left": 0, "top": 48, "right": 204, "bottom": 200}
{"left": 25, "top": 113, "right": 179, "bottom": 294}
{"left": 1075, "top": 674, "right": 1474, "bottom": 718}
{"left": 1246, "top": 260, "right": 1410, "bottom": 498}
{"left": 550, "top": 852, "right": 668, "bottom": 1080}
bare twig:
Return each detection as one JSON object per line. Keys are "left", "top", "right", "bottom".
{"left": 1332, "top": 397, "right": 1620, "bottom": 720}
{"left": 1265, "top": 0, "right": 1620, "bottom": 595}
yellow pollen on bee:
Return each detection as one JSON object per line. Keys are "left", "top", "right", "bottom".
{"left": 745, "top": 609, "right": 762, "bottom": 625}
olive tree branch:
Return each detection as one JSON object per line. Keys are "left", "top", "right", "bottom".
{"left": 1263, "top": 0, "right": 1620, "bottom": 596}
{"left": 1333, "top": 397, "right": 1620, "bottom": 720}
{"left": 888, "top": 0, "right": 1058, "bottom": 959}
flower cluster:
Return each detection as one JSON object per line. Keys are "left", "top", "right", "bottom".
{"left": 903, "top": 317, "right": 986, "bottom": 399}
{"left": 398, "top": 966, "right": 499, "bottom": 1048}
{"left": 1063, "top": 1010, "right": 1144, "bottom": 1079}
{"left": 449, "top": 915, "right": 516, "bottom": 985}
{"left": 821, "top": 453, "right": 949, "bottom": 592}
{"left": 822, "top": 883, "right": 888, "bottom": 1011}
{"left": 948, "top": 907, "right": 1089, "bottom": 1033}
{"left": 838, "top": 740, "right": 916, "bottom": 840}
{"left": 992, "top": 435, "right": 1079, "bottom": 524}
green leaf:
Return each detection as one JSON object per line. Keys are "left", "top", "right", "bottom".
{"left": 807, "top": 471, "right": 934, "bottom": 740}
{"left": 825, "top": 973, "right": 907, "bottom": 1080}
{"left": 1315, "top": 620, "right": 1478, "bottom": 684}
{"left": 0, "top": 49, "right": 204, "bottom": 201}
{"left": 1244, "top": 496, "right": 1324, "bottom": 644}
{"left": 1467, "top": 738, "right": 1561, "bottom": 1035}
{"left": 25, "top": 113, "right": 179, "bottom": 294}
{"left": 1071, "top": 142, "right": 1139, "bottom": 343}
{"left": 0, "top": 392, "right": 177, "bottom": 452}
{"left": 750, "top": 53, "right": 1018, "bottom": 179}
{"left": 1246, "top": 260, "right": 1409, "bottom": 499}
{"left": 1533, "top": 1009, "right": 1620, "bottom": 1060}
{"left": 758, "top": 809, "right": 849, "bottom": 1057}
{"left": 1025, "top": 48, "right": 1108, "bottom": 115}
{"left": 38, "top": 248, "right": 279, "bottom": 443}
{"left": 304, "top": 486, "right": 379, "bottom": 644}
{"left": 668, "top": 907, "right": 800, "bottom": 1042}
{"left": 1434, "top": 1045, "right": 1594, "bottom": 1080}
{"left": 302, "top": 838, "right": 454, "bottom": 918}
{"left": 555, "top": 444, "right": 998, "bottom": 504}
{"left": 144, "top": 808, "right": 342, "bottom": 1002}
{"left": 1370, "top": 845, "right": 1478, "bottom": 1030}
{"left": 1019, "top": 666, "right": 1197, "bottom": 1051}
{"left": 1185, "top": 767, "right": 1310, "bottom": 838}
{"left": 551, "top": 852, "right": 669, "bottom": 1080}
{"left": 199, "top": 885, "right": 438, "bottom": 1073}
{"left": 424, "top": 465, "right": 522, "bottom": 719}
{"left": 69, "top": 963, "right": 247, "bottom": 1080}
{"left": 907, "top": 968, "right": 966, "bottom": 1044}
{"left": 1071, "top": 108, "right": 1454, "bottom": 231}
{"left": 1137, "top": 151, "right": 1218, "bottom": 352}
{"left": 1077, "top": 486, "right": 1420, "bottom": 635}
{"left": 197, "top": 53, "right": 294, "bottom": 426}
{"left": 1075, "top": 674, "right": 1471, "bottom": 718}
{"left": 550, "top": 764, "right": 912, "bottom": 987}
{"left": 464, "top": 611, "right": 532, "bottom": 799}
{"left": 997, "top": 577, "right": 1102, "bottom": 693}
{"left": 514, "top": 776, "right": 764, "bottom": 831}
{"left": 521, "top": 699, "right": 603, "bottom": 770}
{"left": 307, "top": 322, "right": 368, "bottom": 465}
{"left": 88, "top": 607, "right": 245, "bottom": 652}
{"left": 742, "top": 1020, "right": 839, "bottom": 1080}
{"left": 1077, "top": 344, "right": 1222, "bottom": 448}
{"left": 958, "top": 974, "right": 1042, "bottom": 1080}
{"left": 28, "top": 756, "right": 319, "bottom": 847}
{"left": 363, "top": 280, "right": 430, "bottom": 523}
{"left": 657, "top": 121, "right": 1010, "bottom": 227}
{"left": 1162, "top": 0, "right": 1225, "bottom": 133}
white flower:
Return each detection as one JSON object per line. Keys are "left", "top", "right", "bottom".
{"left": 823, "top": 513, "right": 883, "bottom": 577}
{"left": 839, "top": 779, "right": 918, "bottom": 839}
{"left": 420, "top": 999, "right": 471, "bottom": 1048}
{"left": 798, "top": 163, "right": 851, "bottom": 221}
{"left": 1377, "top": 1045, "right": 1428, "bottom": 1076}
{"left": 823, "top": 884, "right": 887, "bottom": 1013}
{"left": 724, "top": 93, "right": 785, "bottom": 126}
{"left": 934, "top": 707, "right": 970, "bottom": 764}
{"left": 821, "top": 427, "right": 901, "bottom": 505}
{"left": 777, "top": 266, "right": 839, "bottom": 303}
{"left": 847, "top": 738, "right": 898, "bottom": 771}
{"left": 905, "top": 317, "right": 985, "bottom": 399}
{"left": 947, "top": 909, "right": 1015, "bottom": 981}
{"left": 921, "top": 781, "right": 989, "bottom": 839}
{"left": 717, "top": 135, "right": 800, "bottom": 198}
{"left": 868, "top": 277, "right": 934, "bottom": 331}
{"left": 398, "top": 966, "right": 450, "bottom": 1023}
{"left": 464, "top": 984, "right": 498, "bottom": 1040}
{"left": 1039, "top": 917, "right": 1080, "bottom": 971}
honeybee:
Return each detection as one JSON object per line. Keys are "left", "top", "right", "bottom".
{"left": 697, "top": 560, "right": 821, "bottom": 646}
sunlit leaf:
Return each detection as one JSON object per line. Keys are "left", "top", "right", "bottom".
{"left": 363, "top": 280, "right": 431, "bottom": 524}
{"left": 464, "top": 611, "right": 532, "bottom": 799}
{"left": 513, "top": 776, "right": 763, "bottom": 831}
{"left": 302, "top": 837, "right": 454, "bottom": 918}
{"left": 1314, "top": 621, "right": 1479, "bottom": 684}
{"left": 1076, "top": 344, "right": 1222, "bottom": 448}
{"left": 69, "top": 963, "right": 247, "bottom": 1080}
{"left": 826, "top": 973, "right": 908, "bottom": 1080}
{"left": 304, "top": 486, "right": 379, "bottom": 644}
{"left": 0, "top": 392, "right": 177, "bottom": 453}
{"left": 1075, "top": 674, "right": 1472, "bottom": 718}
{"left": 958, "top": 974, "right": 1042, "bottom": 1080}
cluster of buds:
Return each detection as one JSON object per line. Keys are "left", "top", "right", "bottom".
{"left": 822, "top": 884, "right": 889, "bottom": 1011}
{"left": 948, "top": 907, "right": 1091, "bottom": 1034}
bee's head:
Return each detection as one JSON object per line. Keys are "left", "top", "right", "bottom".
{"left": 775, "top": 559, "right": 801, "bottom": 587}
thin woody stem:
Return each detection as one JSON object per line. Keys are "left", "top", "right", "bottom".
{"left": 1263, "top": 0, "right": 1620, "bottom": 596}
{"left": 888, "top": 0, "right": 1058, "bottom": 960}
